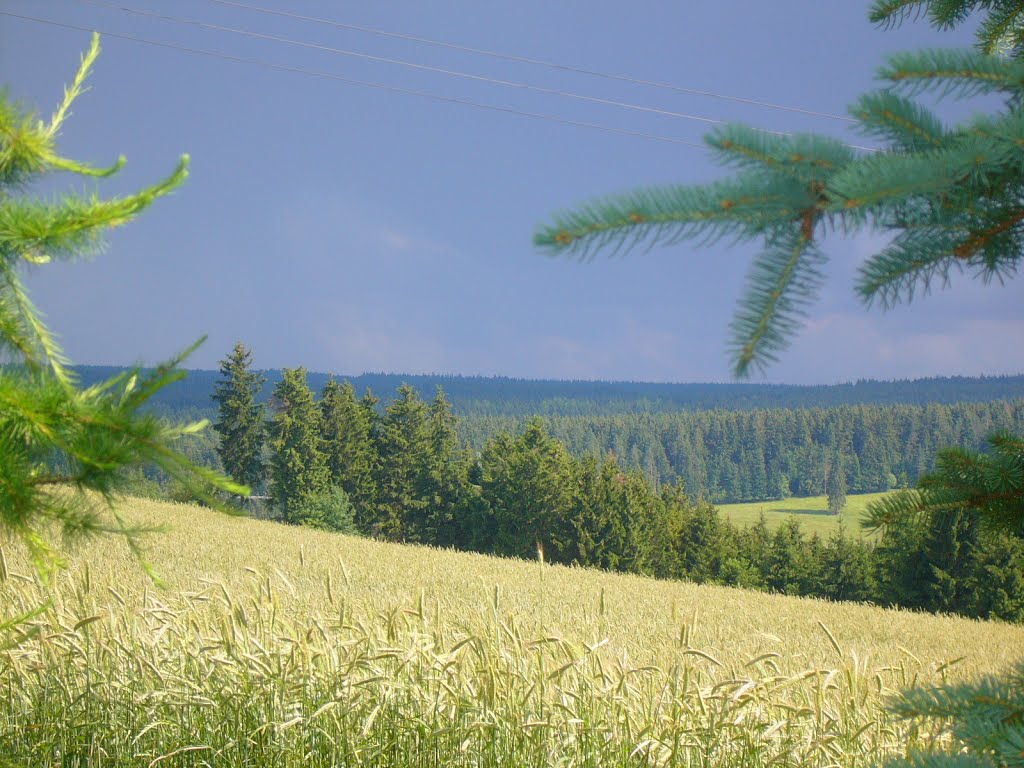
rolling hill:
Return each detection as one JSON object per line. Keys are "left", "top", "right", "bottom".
{"left": 2, "top": 497, "right": 1021, "bottom": 766}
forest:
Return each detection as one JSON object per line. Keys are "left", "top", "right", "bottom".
{"left": 458, "top": 400, "right": 1024, "bottom": 501}
{"left": 136, "top": 361, "right": 1024, "bottom": 504}
{"left": 167, "top": 345, "right": 1024, "bottom": 625}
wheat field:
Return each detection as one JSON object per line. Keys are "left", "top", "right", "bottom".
{"left": 1, "top": 497, "right": 1021, "bottom": 767}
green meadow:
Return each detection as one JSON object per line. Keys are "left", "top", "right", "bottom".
{"left": 715, "top": 492, "right": 891, "bottom": 537}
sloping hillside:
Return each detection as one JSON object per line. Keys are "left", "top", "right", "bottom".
{"left": 2, "top": 497, "right": 1021, "bottom": 766}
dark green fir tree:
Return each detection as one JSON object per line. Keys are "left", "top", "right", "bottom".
{"left": 374, "top": 384, "right": 432, "bottom": 541}
{"left": 480, "top": 418, "right": 577, "bottom": 563}
{"left": 420, "top": 387, "right": 471, "bottom": 548}
{"left": 212, "top": 342, "right": 266, "bottom": 495}
{"left": 318, "top": 378, "right": 378, "bottom": 528}
{"left": 827, "top": 449, "right": 848, "bottom": 516}
{"left": 268, "top": 367, "right": 327, "bottom": 524}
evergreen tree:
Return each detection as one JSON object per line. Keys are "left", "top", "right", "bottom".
{"left": 867, "top": 431, "right": 1024, "bottom": 621}
{"left": 740, "top": 513, "right": 774, "bottom": 590}
{"left": 480, "top": 418, "right": 577, "bottom": 562}
{"left": 826, "top": 449, "right": 848, "bottom": 515}
{"left": 617, "top": 473, "right": 682, "bottom": 579}
{"left": 765, "top": 518, "right": 817, "bottom": 596}
{"left": 567, "top": 456, "right": 631, "bottom": 571}
{"left": 211, "top": 342, "right": 266, "bottom": 494}
{"left": 289, "top": 485, "right": 357, "bottom": 534}
{"left": 374, "top": 384, "right": 432, "bottom": 540}
{"left": 821, "top": 527, "right": 878, "bottom": 603}
{"left": 965, "top": 533, "right": 1024, "bottom": 622}
{"left": 675, "top": 499, "right": 730, "bottom": 584}
{"left": 318, "top": 378, "right": 377, "bottom": 529}
{"left": 421, "top": 387, "right": 471, "bottom": 548}
{"left": 0, "top": 33, "right": 242, "bottom": 579}
{"left": 268, "top": 367, "right": 327, "bottom": 523}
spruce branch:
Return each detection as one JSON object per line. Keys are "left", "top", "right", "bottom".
{"left": 707, "top": 124, "right": 856, "bottom": 183}
{"left": 879, "top": 48, "right": 1024, "bottom": 96}
{"left": 537, "top": 1, "right": 1024, "bottom": 375}
{"left": 870, "top": 0, "right": 930, "bottom": 28}
{"left": 0, "top": 100, "right": 49, "bottom": 186}
{"left": 0, "top": 263, "right": 70, "bottom": 382}
{"left": 534, "top": 175, "right": 794, "bottom": 260}
{"left": 45, "top": 32, "right": 100, "bottom": 140}
{"left": 851, "top": 91, "right": 947, "bottom": 150}
{"left": 952, "top": 206, "right": 1024, "bottom": 258}
{"left": 0, "top": 156, "right": 189, "bottom": 262}
{"left": 873, "top": 0, "right": 1024, "bottom": 59}
{"left": 880, "top": 661, "right": 1024, "bottom": 768}
{"left": 831, "top": 134, "right": 1012, "bottom": 207}
{"left": 728, "top": 224, "right": 825, "bottom": 377}
{"left": 864, "top": 432, "right": 1024, "bottom": 536}
{"left": 978, "top": 1, "right": 1024, "bottom": 55}
{"left": 856, "top": 229, "right": 964, "bottom": 307}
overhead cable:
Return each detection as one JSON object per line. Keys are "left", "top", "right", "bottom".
{"left": 0, "top": 11, "right": 708, "bottom": 148}
{"left": 207, "top": 0, "right": 857, "bottom": 124}
{"left": 69, "top": 0, "right": 880, "bottom": 151}
{"left": 75, "top": 0, "right": 775, "bottom": 133}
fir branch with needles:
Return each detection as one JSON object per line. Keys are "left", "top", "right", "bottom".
{"left": 0, "top": 32, "right": 245, "bottom": 583}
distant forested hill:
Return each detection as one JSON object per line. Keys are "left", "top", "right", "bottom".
{"left": 70, "top": 366, "right": 1024, "bottom": 417}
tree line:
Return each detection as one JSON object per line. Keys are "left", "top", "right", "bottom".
{"left": 124, "top": 366, "right": 1024, "bottom": 506}
{"left": 459, "top": 401, "right": 1024, "bottom": 501}
{"left": 210, "top": 343, "right": 1024, "bottom": 623}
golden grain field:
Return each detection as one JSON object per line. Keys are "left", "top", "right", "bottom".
{"left": 1, "top": 496, "right": 1021, "bottom": 767}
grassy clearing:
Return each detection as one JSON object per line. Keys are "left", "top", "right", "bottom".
{"left": 1, "top": 497, "right": 1021, "bottom": 766}
{"left": 716, "top": 492, "right": 891, "bottom": 537}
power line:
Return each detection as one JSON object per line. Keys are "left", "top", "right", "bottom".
{"left": 74, "top": 0, "right": 772, "bottom": 133}
{"left": 0, "top": 11, "right": 708, "bottom": 148}
{"left": 207, "top": 0, "right": 857, "bottom": 124}
{"left": 67, "top": 0, "right": 880, "bottom": 152}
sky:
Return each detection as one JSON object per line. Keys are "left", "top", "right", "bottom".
{"left": 2, "top": 1, "right": 1022, "bottom": 384}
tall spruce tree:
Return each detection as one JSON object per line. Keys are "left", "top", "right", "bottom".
{"left": 268, "top": 367, "right": 327, "bottom": 523}
{"left": 421, "top": 387, "right": 470, "bottom": 548}
{"left": 827, "top": 449, "right": 848, "bottom": 515}
{"left": 212, "top": 342, "right": 266, "bottom": 494}
{"left": 318, "top": 378, "right": 377, "bottom": 530}
{"left": 0, "top": 33, "right": 243, "bottom": 579}
{"left": 374, "top": 384, "right": 432, "bottom": 541}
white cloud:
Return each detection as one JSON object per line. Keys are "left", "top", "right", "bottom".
{"left": 381, "top": 230, "right": 414, "bottom": 252}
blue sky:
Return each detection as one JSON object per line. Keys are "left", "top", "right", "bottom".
{"left": 2, "top": 1, "right": 1022, "bottom": 383}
